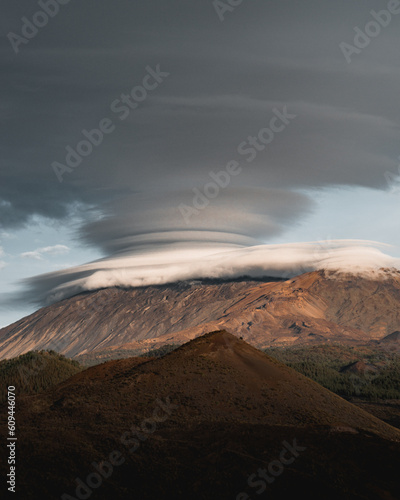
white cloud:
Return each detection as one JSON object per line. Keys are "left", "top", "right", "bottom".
{"left": 20, "top": 244, "right": 70, "bottom": 261}
{"left": 20, "top": 251, "right": 43, "bottom": 261}
{"left": 40, "top": 245, "right": 70, "bottom": 255}
{"left": 0, "top": 232, "right": 16, "bottom": 240}
{"left": 18, "top": 239, "right": 400, "bottom": 306}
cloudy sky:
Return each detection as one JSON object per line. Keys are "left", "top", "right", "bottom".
{"left": 1, "top": 0, "right": 400, "bottom": 327}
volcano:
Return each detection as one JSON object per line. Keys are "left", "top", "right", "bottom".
{"left": 1, "top": 269, "right": 400, "bottom": 360}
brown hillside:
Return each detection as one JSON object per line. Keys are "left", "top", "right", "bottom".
{"left": 1, "top": 270, "right": 400, "bottom": 359}
{"left": 2, "top": 331, "right": 400, "bottom": 499}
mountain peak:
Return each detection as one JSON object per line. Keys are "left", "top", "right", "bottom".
{"left": 1, "top": 270, "right": 400, "bottom": 359}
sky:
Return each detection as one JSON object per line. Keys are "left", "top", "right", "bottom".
{"left": 1, "top": 0, "right": 400, "bottom": 327}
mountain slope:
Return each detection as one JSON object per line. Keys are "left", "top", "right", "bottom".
{"left": 33, "top": 330, "right": 399, "bottom": 435}
{"left": 2, "top": 331, "right": 399, "bottom": 499}
{"left": 1, "top": 269, "right": 400, "bottom": 359}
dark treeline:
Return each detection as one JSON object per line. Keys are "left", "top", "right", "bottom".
{"left": 0, "top": 350, "right": 82, "bottom": 404}
{"left": 265, "top": 344, "right": 400, "bottom": 401}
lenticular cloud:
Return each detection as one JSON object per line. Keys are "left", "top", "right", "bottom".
{"left": 13, "top": 239, "right": 400, "bottom": 307}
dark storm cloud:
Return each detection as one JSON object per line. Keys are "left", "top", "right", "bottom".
{"left": 2, "top": 0, "right": 400, "bottom": 303}
{"left": 77, "top": 188, "right": 314, "bottom": 255}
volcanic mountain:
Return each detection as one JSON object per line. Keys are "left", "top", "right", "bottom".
{"left": 1, "top": 269, "right": 400, "bottom": 360}
{"left": 3, "top": 331, "right": 399, "bottom": 499}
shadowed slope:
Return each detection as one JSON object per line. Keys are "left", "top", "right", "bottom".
{"left": 2, "top": 331, "right": 400, "bottom": 499}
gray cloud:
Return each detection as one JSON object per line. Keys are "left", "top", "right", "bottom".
{"left": 2, "top": 0, "right": 400, "bottom": 307}
{"left": 78, "top": 188, "right": 314, "bottom": 254}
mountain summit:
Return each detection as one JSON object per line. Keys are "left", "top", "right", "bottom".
{"left": 1, "top": 270, "right": 400, "bottom": 360}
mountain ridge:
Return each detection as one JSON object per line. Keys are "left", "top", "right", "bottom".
{"left": 1, "top": 269, "right": 400, "bottom": 360}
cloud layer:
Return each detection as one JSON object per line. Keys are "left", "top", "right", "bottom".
{"left": 2, "top": 0, "right": 400, "bottom": 231}
{"left": 2, "top": 1, "right": 400, "bottom": 317}
{"left": 11, "top": 240, "right": 400, "bottom": 307}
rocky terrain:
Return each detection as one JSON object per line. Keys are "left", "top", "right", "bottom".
{"left": 1, "top": 269, "right": 400, "bottom": 360}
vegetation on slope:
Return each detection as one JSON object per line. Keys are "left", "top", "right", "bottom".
{"left": 0, "top": 350, "right": 82, "bottom": 403}
{"left": 2, "top": 342, "right": 399, "bottom": 405}
{"left": 75, "top": 343, "right": 181, "bottom": 366}
{"left": 265, "top": 344, "right": 400, "bottom": 401}
{"left": 140, "top": 343, "right": 181, "bottom": 358}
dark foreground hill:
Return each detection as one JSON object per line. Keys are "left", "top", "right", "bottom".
{"left": 1, "top": 331, "right": 399, "bottom": 499}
